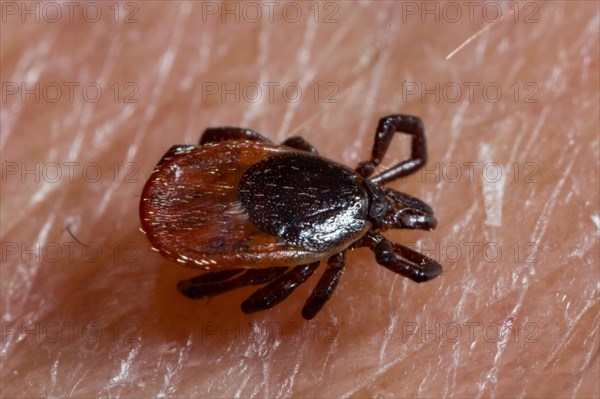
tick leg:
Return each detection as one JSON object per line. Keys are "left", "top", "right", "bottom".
{"left": 241, "top": 262, "right": 320, "bottom": 314}
{"left": 383, "top": 187, "right": 434, "bottom": 215}
{"left": 281, "top": 136, "right": 319, "bottom": 154}
{"left": 383, "top": 187, "right": 437, "bottom": 231}
{"left": 302, "top": 252, "right": 345, "bottom": 320}
{"left": 356, "top": 114, "right": 427, "bottom": 185}
{"left": 199, "top": 127, "right": 272, "bottom": 145}
{"left": 177, "top": 267, "right": 287, "bottom": 299}
{"left": 156, "top": 145, "right": 197, "bottom": 167}
{"left": 370, "top": 234, "right": 442, "bottom": 283}
{"left": 386, "top": 207, "right": 438, "bottom": 231}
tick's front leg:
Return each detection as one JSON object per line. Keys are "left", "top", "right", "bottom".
{"left": 356, "top": 114, "right": 428, "bottom": 184}
{"left": 370, "top": 233, "right": 442, "bottom": 283}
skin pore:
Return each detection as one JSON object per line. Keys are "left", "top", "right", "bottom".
{"left": 2, "top": 1, "right": 598, "bottom": 397}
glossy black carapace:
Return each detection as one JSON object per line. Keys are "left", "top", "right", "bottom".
{"left": 139, "top": 114, "right": 442, "bottom": 319}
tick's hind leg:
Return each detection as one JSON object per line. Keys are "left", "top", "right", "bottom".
{"left": 370, "top": 233, "right": 442, "bottom": 283}
{"left": 281, "top": 136, "right": 319, "bottom": 154}
{"left": 177, "top": 267, "right": 287, "bottom": 299}
{"left": 241, "top": 262, "right": 320, "bottom": 314}
{"left": 200, "top": 127, "right": 272, "bottom": 145}
{"left": 302, "top": 252, "right": 345, "bottom": 320}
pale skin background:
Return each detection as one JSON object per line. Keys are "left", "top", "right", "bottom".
{"left": 1, "top": 1, "right": 599, "bottom": 397}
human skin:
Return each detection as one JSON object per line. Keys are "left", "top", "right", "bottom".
{"left": 1, "top": 1, "right": 598, "bottom": 397}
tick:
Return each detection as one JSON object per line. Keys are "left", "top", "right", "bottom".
{"left": 139, "top": 114, "right": 442, "bottom": 319}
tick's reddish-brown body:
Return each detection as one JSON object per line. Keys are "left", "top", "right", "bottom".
{"left": 139, "top": 141, "right": 368, "bottom": 269}
{"left": 139, "top": 116, "right": 442, "bottom": 319}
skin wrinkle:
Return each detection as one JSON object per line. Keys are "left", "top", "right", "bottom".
{"left": 241, "top": 28, "right": 270, "bottom": 127}
{"left": 546, "top": 290, "right": 597, "bottom": 370}
{"left": 276, "top": 16, "right": 334, "bottom": 140}
{"left": 531, "top": 145, "right": 579, "bottom": 246}
{"left": 94, "top": 49, "right": 127, "bottom": 216}
{"left": 480, "top": 288, "right": 526, "bottom": 398}
{"left": 2, "top": 41, "right": 44, "bottom": 148}
{"left": 379, "top": 286, "right": 398, "bottom": 365}
{"left": 479, "top": 142, "right": 506, "bottom": 227}
{"left": 159, "top": 334, "right": 193, "bottom": 397}
{"left": 2, "top": 1, "right": 599, "bottom": 398}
